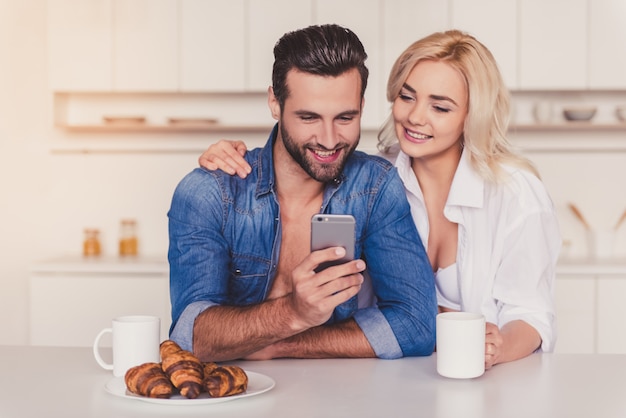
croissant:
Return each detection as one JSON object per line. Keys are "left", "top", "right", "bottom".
{"left": 203, "top": 361, "right": 219, "bottom": 376}
{"left": 124, "top": 362, "right": 173, "bottom": 399}
{"left": 203, "top": 365, "right": 248, "bottom": 398}
{"left": 159, "top": 340, "right": 204, "bottom": 399}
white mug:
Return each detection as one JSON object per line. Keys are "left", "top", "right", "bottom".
{"left": 93, "top": 315, "right": 161, "bottom": 377}
{"left": 436, "top": 312, "right": 485, "bottom": 379}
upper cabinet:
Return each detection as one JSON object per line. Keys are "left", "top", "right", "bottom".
{"left": 450, "top": 0, "right": 517, "bottom": 89}
{"left": 47, "top": 0, "right": 112, "bottom": 91}
{"left": 589, "top": 0, "right": 626, "bottom": 89}
{"left": 180, "top": 0, "right": 245, "bottom": 92}
{"left": 519, "top": 0, "right": 588, "bottom": 89}
{"left": 47, "top": 0, "right": 626, "bottom": 96}
{"left": 113, "top": 0, "right": 178, "bottom": 91}
{"left": 247, "top": 0, "right": 312, "bottom": 92}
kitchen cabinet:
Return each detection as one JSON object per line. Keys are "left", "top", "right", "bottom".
{"left": 519, "top": 0, "right": 588, "bottom": 89}
{"left": 47, "top": 0, "right": 112, "bottom": 91}
{"left": 48, "top": 0, "right": 179, "bottom": 92}
{"left": 180, "top": 0, "right": 245, "bottom": 92}
{"left": 450, "top": 0, "right": 517, "bottom": 89}
{"left": 597, "top": 278, "right": 626, "bottom": 353}
{"left": 554, "top": 276, "right": 595, "bottom": 354}
{"left": 246, "top": 0, "right": 312, "bottom": 92}
{"left": 29, "top": 256, "right": 170, "bottom": 347}
{"left": 555, "top": 259, "right": 626, "bottom": 354}
{"left": 589, "top": 0, "right": 626, "bottom": 89}
{"left": 381, "top": 0, "right": 449, "bottom": 105}
{"left": 112, "top": 0, "right": 178, "bottom": 91}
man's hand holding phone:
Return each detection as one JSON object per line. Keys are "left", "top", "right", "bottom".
{"left": 288, "top": 246, "right": 366, "bottom": 331}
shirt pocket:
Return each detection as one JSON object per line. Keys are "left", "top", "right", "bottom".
{"left": 228, "top": 253, "right": 271, "bottom": 305}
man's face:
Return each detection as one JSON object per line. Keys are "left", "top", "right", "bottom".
{"left": 270, "top": 68, "right": 363, "bottom": 183}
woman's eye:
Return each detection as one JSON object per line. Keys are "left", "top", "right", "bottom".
{"left": 398, "top": 93, "right": 414, "bottom": 102}
{"left": 434, "top": 106, "right": 451, "bottom": 113}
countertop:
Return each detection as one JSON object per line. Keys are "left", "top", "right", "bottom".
{"left": 30, "top": 254, "right": 168, "bottom": 274}
{"left": 30, "top": 254, "right": 626, "bottom": 276}
{"left": 1, "top": 346, "right": 625, "bottom": 418}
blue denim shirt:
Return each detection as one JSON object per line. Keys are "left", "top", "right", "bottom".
{"left": 168, "top": 126, "right": 436, "bottom": 359}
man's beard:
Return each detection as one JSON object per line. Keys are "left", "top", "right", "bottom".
{"left": 280, "top": 122, "right": 359, "bottom": 183}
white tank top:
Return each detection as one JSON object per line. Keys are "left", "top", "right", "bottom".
{"left": 435, "top": 263, "right": 461, "bottom": 311}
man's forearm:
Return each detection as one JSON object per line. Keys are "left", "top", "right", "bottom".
{"left": 251, "top": 319, "right": 376, "bottom": 359}
{"left": 193, "top": 297, "right": 302, "bottom": 362}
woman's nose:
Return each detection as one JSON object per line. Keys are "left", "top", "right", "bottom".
{"left": 408, "top": 104, "right": 426, "bottom": 126}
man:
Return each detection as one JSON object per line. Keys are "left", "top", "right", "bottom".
{"left": 168, "top": 24, "right": 436, "bottom": 362}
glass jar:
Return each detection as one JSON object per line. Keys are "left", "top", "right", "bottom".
{"left": 83, "top": 228, "right": 101, "bottom": 256}
{"left": 119, "top": 219, "right": 138, "bottom": 256}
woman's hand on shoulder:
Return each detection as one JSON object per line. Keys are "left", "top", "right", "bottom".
{"left": 198, "top": 139, "right": 251, "bottom": 178}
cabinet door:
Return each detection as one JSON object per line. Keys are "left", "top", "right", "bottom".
{"left": 246, "top": 0, "right": 312, "bottom": 92}
{"left": 180, "top": 0, "right": 245, "bottom": 92}
{"left": 112, "top": 0, "right": 178, "bottom": 91}
{"left": 30, "top": 274, "right": 171, "bottom": 347}
{"left": 519, "top": 0, "right": 588, "bottom": 89}
{"left": 589, "top": 0, "right": 626, "bottom": 89}
{"left": 597, "top": 278, "right": 626, "bottom": 354}
{"left": 382, "top": 0, "right": 449, "bottom": 124}
{"left": 450, "top": 0, "right": 517, "bottom": 89}
{"left": 554, "top": 277, "right": 595, "bottom": 354}
{"left": 47, "top": 0, "right": 112, "bottom": 91}
{"left": 315, "top": 0, "right": 382, "bottom": 128}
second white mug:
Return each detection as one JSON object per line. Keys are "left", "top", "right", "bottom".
{"left": 436, "top": 312, "right": 485, "bottom": 379}
{"left": 93, "top": 315, "right": 161, "bottom": 377}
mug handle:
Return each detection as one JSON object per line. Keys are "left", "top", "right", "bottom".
{"left": 93, "top": 328, "right": 113, "bottom": 371}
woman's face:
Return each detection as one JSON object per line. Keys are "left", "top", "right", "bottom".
{"left": 392, "top": 60, "right": 468, "bottom": 161}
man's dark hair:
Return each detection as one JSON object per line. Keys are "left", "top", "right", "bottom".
{"left": 271, "top": 24, "right": 369, "bottom": 109}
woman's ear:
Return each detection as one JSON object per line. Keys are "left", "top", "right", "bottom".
{"left": 268, "top": 86, "right": 280, "bottom": 120}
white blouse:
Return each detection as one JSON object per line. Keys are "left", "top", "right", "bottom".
{"left": 393, "top": 148, "right": 561, "bottom": 352}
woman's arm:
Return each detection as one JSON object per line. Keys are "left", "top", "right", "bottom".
{"left": 484, "top": 320, "right": 541, "bottom": 369}
{"left": 198, "top": 139, "right": 251, "bottom": 178}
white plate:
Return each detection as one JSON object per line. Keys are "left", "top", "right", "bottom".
{"left": 105, "top": 371, "right": 275, "bottom": 405}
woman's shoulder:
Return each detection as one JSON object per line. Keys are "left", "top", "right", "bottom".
{"left": 496, "top": 164, "right": 555, "bottom": 209}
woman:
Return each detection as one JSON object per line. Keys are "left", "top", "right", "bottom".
{"left": 198, "top": 30, "right": 560, "bottom": 369}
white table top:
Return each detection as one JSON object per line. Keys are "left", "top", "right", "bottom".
{"left": 1, "top": 346, "right": 625, "bottom": 418}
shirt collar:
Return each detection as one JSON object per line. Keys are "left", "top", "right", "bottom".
{"left": 255, "top": 124, "right": 279, "bottom": 198}
{"left": 447, "top": 148, "right": 484, "bottom": 209}
{"left": 394, "top": 147, "right": 484, "bottom": 209}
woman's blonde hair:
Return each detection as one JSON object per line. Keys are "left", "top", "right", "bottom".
{"left": 377, "top": 30, "right": 538, "bottom": 181}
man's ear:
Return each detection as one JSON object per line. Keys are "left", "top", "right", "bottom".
{"left": 268, "top": 86, "right": 280, "bottom": 121}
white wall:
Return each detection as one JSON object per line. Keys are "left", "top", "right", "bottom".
{"left": 1, "top": 0, "right": 625, "bottom": 346}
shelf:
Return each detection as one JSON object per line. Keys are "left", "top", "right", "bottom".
{"left": 510, "top": 122, "right": 626, "bottom": 132}
{"left": 557, "top": 257, "right": 626, "bottom": 276}
{"left": 55, "top": 123, "right": 272, "bottom": 133}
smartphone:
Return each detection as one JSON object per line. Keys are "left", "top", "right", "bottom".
{"left": 310, "top": 214, "right": 356, "bottom": 272}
